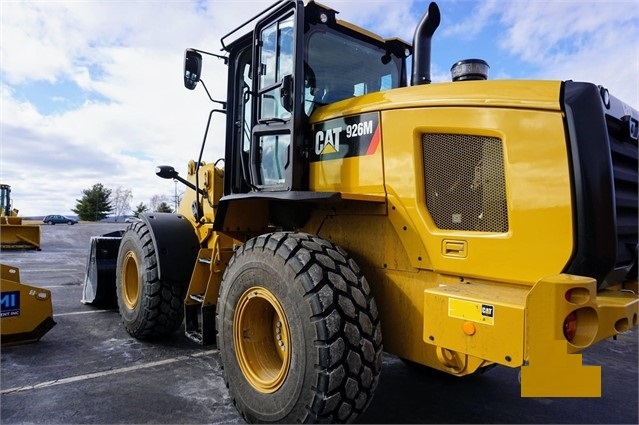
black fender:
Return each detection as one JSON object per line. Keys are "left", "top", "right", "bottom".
{"left": 139, "top": 213, "right": 200, "bottom": 283}
{"left": 213, "top": 191, "right": 341, "bottom": 232}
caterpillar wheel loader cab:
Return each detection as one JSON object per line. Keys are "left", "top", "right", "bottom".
{"left": 84, "top": 0, "right": 638, "bottom": 422}
{"left": 0, "top": 183, "right": 41, "bottom": 250}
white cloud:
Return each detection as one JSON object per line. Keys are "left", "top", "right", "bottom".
{"left": 328, "top": 0, "right": 420, "bottom": 41}
{"left": 1, "top": 0, "right": 637, "bottom": 218}
{"left": 436, "top": 0, "right": 639, "bottom": 106}
{"left": 1, "top": 1, "right": 241, "bottom": 216}
{"left": 496, "top": 1, "right": 639, "bottom": 107}
{"left": 440, "top": 0, "right": 501, "bottom": 40}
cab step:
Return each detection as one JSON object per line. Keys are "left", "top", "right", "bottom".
{"left": 183, "top": 245, "right": 231, "bottom": 347}
{"left": 184, "top": 293, "right": 216, "bottom": 346}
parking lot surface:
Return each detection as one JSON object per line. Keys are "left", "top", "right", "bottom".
{"left": 1, "top": 223, "right": 637, "bottom": 424}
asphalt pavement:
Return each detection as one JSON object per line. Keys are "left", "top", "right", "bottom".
{"left": 1, "top": 222, "right": 637, "bottom": 424}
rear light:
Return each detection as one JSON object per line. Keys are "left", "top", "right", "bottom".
{"left": 563, "top": 311, "right": 578, "bottom": 341}
{"left": 562, "top": 288, "right": 598, "bottom": 347}
{"left": 563, "top": 289, "right": 578, "bottom": 341}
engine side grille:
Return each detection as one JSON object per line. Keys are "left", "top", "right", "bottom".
{"left": 608, "top": 120, "right": 639, "bottom": 269}
{"left": 562, "top": 81, "right": 638, "bottom": 286}
{"left": 422, "top": 133, "right": 508, "bottom": 233}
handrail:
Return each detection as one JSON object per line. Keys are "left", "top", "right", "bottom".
{"left": 220, "top": 0, "right": 291, "bottom": 50}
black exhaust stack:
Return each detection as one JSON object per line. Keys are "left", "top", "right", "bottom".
{"left": 411, "top": 2, "right": 441, "bottom": 86}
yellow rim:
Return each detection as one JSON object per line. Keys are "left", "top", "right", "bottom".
{"left": 121, "top": 251, "right": 140, "bottom": 310}
{"left": 234, "top": 286, "right": 291, "bottom": 393}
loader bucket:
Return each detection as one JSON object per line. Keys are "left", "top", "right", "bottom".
{"left": 81, "top": 230, "right": 124, "bottom": 308}
{"left": 1, "top": 264, "right": 56, "bottom": 346}
{"left": 0, "top": 221, "right": 41, "bottom": 250}
{"left": 4, "top": 216, "right": 22, "bottom": 225}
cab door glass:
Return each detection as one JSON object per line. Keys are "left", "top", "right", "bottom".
{"left": 232, "top": 46, "right": 253, "bottom": 192}
{"left": 259, "top": 134, "right": 290, "bottom": 185}
{"left": 240, "top": 50, "right": 252, "bottom": 154}
{"left": 258, "top": 14, "right": 294, "bottom": 121}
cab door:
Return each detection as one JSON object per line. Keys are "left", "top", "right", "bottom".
{"left": 249, "top": 1, "right": 306, "bottom": 191}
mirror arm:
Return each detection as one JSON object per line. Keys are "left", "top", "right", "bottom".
{"left": 199, "top": 79, "right": 227, "bottom": 108}
{"left": 192, "top": 48, "right": 228, "bottom": 65}
{"left": 176, "top": 176, "right": 206, "bottom": 197}
{"left": 156, "top": 166, "right": 206, "bottom": 196}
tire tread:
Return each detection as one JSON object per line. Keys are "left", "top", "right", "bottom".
{"left": 118, "top": 222, "right": 185, "bottom": 339}
{"left": 219, "top": 232, "right": 382, "bottom": 423}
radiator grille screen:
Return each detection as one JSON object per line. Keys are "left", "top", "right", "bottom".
{"left": 423, "top": 133, "right": 508, "bottom": 232}
{"left": 608, "top": 121, "right": 638, "bottom": 268}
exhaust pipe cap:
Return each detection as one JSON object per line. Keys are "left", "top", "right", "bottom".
{"left": 451, "top": 59, "right": 489, "bottom": 82}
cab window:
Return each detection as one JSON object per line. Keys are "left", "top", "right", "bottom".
{"left": 258, "top": 14, "right": 294, "bottom": 122}
{"left": 305, "top": 29, "right": 403, "bottom": 113}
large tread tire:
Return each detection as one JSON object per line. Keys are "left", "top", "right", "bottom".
{"left": 115, "top": 221, "right": 186, "bottom": 339}
{"left": 217, "top": 232, "right": 382, "bottom": 424}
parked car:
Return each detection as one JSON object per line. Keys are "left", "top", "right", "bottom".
{"left": 42, "top": 215, "right": 78, "bottom": 225}
{"left": 124, "top": 217, "right": 141, "bottom": 223}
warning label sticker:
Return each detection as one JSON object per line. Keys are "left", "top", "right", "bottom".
{"left": 448, "top": 298, "right": 494, "bottom": 325}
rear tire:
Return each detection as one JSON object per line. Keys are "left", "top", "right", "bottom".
{"left": 217, "top": 232, "right": 382, "bottom": 423}
{"left": 115, "top": 221, "right": 186, "bottom": 339}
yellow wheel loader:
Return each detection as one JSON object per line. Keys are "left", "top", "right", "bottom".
{"left": 0, "top": 183, "right": 41, "bottom": 250}
{"left": 84, "top": 1, "right": 638, "bottom": 422}
{"left": 1, "top": 264, "right": 56, "bottom": 345}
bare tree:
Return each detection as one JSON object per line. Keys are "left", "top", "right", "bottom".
{"left": 111, "top": 187, "right": 133, "bottom": 221}
{"left": 172, "top": 185, "right": 185, "bottom": 212}
{"left": 150, "top": 194, "right": 169, "bottom": 212}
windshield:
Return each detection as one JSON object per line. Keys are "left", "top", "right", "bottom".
{"left": 305, "top": 29, "right": 404, "bottom": 113}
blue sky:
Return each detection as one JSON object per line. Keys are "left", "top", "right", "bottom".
{"left": 1, "top": 0, "right": 638, "bottom": 217}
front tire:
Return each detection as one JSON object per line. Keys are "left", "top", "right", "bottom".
{"left": 115, "top": 221, "right": 187, "bottom": 339}
{"left": 217, "top": 232, "right": 382, "bottom": 423}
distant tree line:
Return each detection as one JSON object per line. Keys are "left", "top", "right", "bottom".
{"left": 72, "top": 183, "right": 178, "bottom": 222}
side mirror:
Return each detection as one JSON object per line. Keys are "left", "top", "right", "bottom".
{"left": 156, "top": 165, "right": 206, "bottom": 196}
{"left": 156, "top": 165, "right": 178, "bottom": 179}
{"left": 184, "top": 49, "right": 202, "bottom": 90}
{"left": 280, "top": 74, "right": 294, "bottom": 112}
